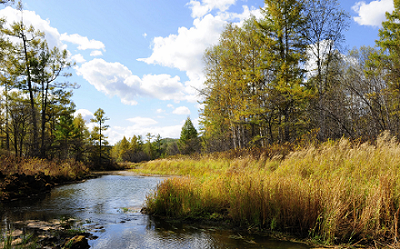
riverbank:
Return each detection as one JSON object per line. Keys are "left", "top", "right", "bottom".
{"left": 132, "top": 132, "right": 400, "bottom": 248}
{"left": 0, "top": 218, "right": 97, "bottom": 248}
{"left": 0, "top": 157, "right": 90, "bottom": 201}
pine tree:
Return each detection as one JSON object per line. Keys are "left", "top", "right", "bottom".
{"left": 90, "top": 108, "right": 109, "bottom": 166}
{"left": 178, "top": 117, "right": 199, "bottom": 154}
{"left": 257, "top": 0, "right": 312, "bottom": 142}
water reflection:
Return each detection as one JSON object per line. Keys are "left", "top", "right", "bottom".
{"left": 1, "top": 172, "right": 309, "bottom": 249}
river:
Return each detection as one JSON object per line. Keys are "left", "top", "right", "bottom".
{"left": 0, "top": 171, "right": 309, "bottom": 248}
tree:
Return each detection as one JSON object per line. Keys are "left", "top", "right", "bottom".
{"left": 257, "top": 0, "right": 313, "bottom": 142}
{"left": 29, "top": 44, "right": 75, "bottom": 158}
{"left": 2, "top": 19, "right": 44, "bottom": 156}
{"left": 54, "top": 112, "right": 75, "bottom": 159}
{"left": 178, "top": 117, "right": 199, "bottom": 154}
{"left": 368, "top": 0, "right": 400, "bottom": 136}
{"left": 90, "top": 108, "right": 109, "bottom": 165}
{"left": 7, "top": 91, "right": 30, "bottom": 157}
{"left": 119, "top": 136, "right": 129, "bottom": 161}
{"left": 71, "top": 113, "right": 89, "bottom": 161}
{"left": 303, "top": 0, "right": 350, "bottom": 140}
{"left": 200, "top": 19, "right": 267, "bottom": 150}
{"left": 145, "top": 133, "right": 155, "bottom": 159}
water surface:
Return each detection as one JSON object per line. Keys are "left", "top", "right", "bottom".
{"left": 0, "top": 171, "right": 309, "bottom": 249}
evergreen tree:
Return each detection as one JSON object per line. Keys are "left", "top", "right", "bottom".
{"left": 257, "top": 0, "right": 313, "bottom": 142}
{"left": 90, "top": 108, "right": 109, "bottom": 166}
{"left": 178, "top": 117, "right": 199, "bottom": 154}
{"left": 71, "top": 113, "right": 90, "bottom": 161}
{"left": 119, "top": 136, "right": 129, "bottom": 161}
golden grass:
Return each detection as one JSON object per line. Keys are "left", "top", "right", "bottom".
{"left": 141, "top": 132, "right": 400, "bottom": 246}
{"left": 0, "top": 157, "right": 90, "bottom": 180}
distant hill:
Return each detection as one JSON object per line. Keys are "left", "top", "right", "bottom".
{"left": 161, "top": 138, "right": 178, "bottom": 145}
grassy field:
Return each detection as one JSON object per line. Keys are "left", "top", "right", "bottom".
{"left": 132, "top": 132, "right": 400, "bottom": 247}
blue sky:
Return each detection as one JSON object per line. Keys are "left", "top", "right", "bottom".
{"left": 0, "top": 0, "right": 394, "bottom": 144}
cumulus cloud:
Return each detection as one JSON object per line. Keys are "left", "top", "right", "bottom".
{"left": 71, "top": 54, "right": 86, "bottom": 63}
{"left": 0, "top": 7, "right": 66, "bottom": 50}
{"left": 137, "top": 3, "right": 262, "bottom": 102}
{"left": 188, "top": 0, "right": 237, "bottom": 18}
{"left": 90, "top": 50, "right": 103, "bottom": 57}
{"left": 173, "top": 106, "right": 191, "bottom": 115}
{"left": 127, "top": 117, "right": 158, "bottom": 126}
{"left": 76, "top": 58, "right": 189, "bottom": 105}
{"left": 352, "top": 0, "right": 394, "bottom": 27}
{"left": 60, "top": 33, "right": 106, "bottom": 51}
{"left": 138, "top": 14, "right": 225, "bottom": 75}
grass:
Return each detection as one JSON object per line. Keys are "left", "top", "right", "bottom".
{"left": 0, "top": 231, "right": 36, "bottom": 249}
{"left": 0, "top": 157, "right": 90, "bottom": 200}
{"left": 135, "top": 131, "right": 400, "bottom": 247}
{"left": 0, "top": 157, "right": 89, "bottom": 180}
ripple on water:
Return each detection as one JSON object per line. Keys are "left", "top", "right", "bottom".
{"left": 1, "top": 173, "right": 309, "bottom": 249}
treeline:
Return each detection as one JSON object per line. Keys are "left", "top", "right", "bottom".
{"left": 200, "top": 0, "right": 400, "bottom": 151}
{"left": 0, "top": 4, "right": 110, "bottom": 168}
{"left": 112, "top": 117, "right": 199, "bottom": 162}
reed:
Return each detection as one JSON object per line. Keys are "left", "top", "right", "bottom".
{"left": 142, "top": 132, "right": 400, "bottom": 246}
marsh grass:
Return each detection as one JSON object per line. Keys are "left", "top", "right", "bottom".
{"left": 0, "top": 157, "right": 90, "bottom": 200}
{"left": 0, "top": 157, "right": 89, "bottom": 180}
{"left": 142, "top": 132, "right": 400, "bottom": 246}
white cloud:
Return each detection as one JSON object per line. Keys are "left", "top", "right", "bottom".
{"left": 76, "top": 58, "right": 189, "bottom": 105}
{"left": 71, "top": 54, "right": 86, "bottom": 63}
{"left": 188, "top": 0, "right": 237, "bottom": 18}
{"left": 90, "top": 50, "right": 103, "bottom": 57}
{"left": 0, "top": 7, "right": 66, "bottom": 50}
{"left": 143, "top": 33, "right": 147, "bottom": 38}
{"left": 138, "top": 14, "right": 225, "bottom": 76}
{"left": 173, "top": 106, "right": 191, "bottom": 115}
{"left": 352, "top": 0, "right": 394, "bottom": 27}
{"left": 60, "top": 33, "right": 106, "bottom": 51}
{"left": 156, "top": 109, "right": 164, "bottom": 113}
{"left": 127, "top": 117, "right": 158, "bottom": 126}
{"left": 137, "top": 4, "right": 261, "bottom": 102}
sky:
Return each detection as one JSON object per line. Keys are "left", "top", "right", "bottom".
{"left": 0, "top": 0, "right": 394, "bottom": 145}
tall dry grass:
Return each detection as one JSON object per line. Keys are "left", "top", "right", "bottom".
{"left": 143, "top": 132, "right": 400, "bottom": 245}
{"left": 0, "top": 157, "right": 90, "bottom": 180}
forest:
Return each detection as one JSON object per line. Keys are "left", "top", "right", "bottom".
{"left": 0, "top": 2, "right": 113, "bottom": 168}
{"left": 3, "top": 0, "right": 400, "bottom": 163}
{"left": 198, "top": 0, "right": 400, "bottom": 152}
{"left": 113, "top": 0, "right": 400, "bottom": 161}
{"left": 2, "top": 0, "right": 400, "bottom": 247}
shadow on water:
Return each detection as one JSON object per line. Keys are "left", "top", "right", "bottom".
{"left": 1, "top": 172, "right": 309, "bottom": 249}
